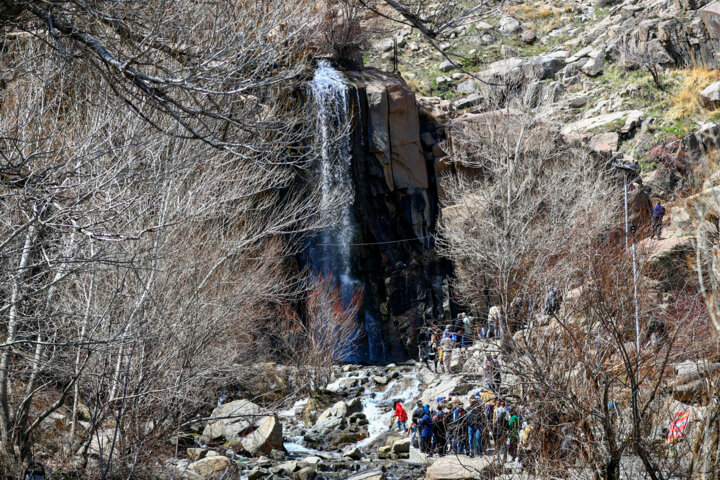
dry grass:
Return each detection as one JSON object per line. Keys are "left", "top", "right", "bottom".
{"left": 667, "top": 67, "right": 720, "bottom": 120}
{"left": 507, "top": 3, "right": 568, "bottom": 20}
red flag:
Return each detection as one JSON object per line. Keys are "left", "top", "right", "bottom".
{"left": 666, "top": 409, "right": 691, "bottom": 444}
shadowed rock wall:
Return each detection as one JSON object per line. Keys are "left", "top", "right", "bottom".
{"left": 340, "top": 68, "right": 453, "bottom": 363}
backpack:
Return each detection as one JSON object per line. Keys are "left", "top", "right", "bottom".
{"left": 24, "top": 463, "right": 45, "bottom": 480}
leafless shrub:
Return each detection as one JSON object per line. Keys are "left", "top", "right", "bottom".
{"left": 0, "top": 1, "right": 354, "bottom": 474}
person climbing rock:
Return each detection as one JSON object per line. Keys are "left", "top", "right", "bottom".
{"left": 440, "top": 332, "right": 456, "bottom": 374}
{"left": 651, "top": 200, "right": 666, "bottom": 239}
{"left": 393, "top": 401, "right": 408, "bottom": 432}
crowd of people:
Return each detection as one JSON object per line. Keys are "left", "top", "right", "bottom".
{"left": 390, "top": 394, "right": 530, "bottom": 465}
{"left": 415, "top": 290, "right": 562, "bottom": 374}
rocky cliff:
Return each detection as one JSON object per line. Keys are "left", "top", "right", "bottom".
{"left": 344, "top": 68, "right": 453, "bottom": 363}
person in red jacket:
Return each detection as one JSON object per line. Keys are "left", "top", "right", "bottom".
{"left": 394, "top": 402, "right": 408, "bottom": 432}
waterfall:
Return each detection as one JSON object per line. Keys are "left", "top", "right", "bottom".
{"left": 309, "top": 60, "right": 356, "bottom": 293}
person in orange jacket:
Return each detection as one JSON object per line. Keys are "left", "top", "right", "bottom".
{"left": 394, "top": 402, "right": 408, "bottom": 432}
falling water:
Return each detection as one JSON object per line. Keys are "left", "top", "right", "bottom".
{"left": 309, "top": 60, "right": 356, "bottom": 291}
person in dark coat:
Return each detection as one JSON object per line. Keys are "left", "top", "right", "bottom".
{"left": 651, "top": 200, "right": 666, "bottom": 239}
{"left": 418, "top": 405, "right": 434, "bottom": 454}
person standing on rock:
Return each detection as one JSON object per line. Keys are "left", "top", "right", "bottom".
{"left": 487, "top": 305, "right": 503, "bottom": 338}
{"left": 651, "top": 200, "right": 666, "bottom": 239}
{"left": 440, "top": 332, "right": 456, "bottom": 374}
{"left": 483, "top": 354, "right": 502, "bottom": 394}
{"left": 393, "top": 402, "right": 408, "bottom": 433}
{"left": 506, "top": 406, "right": 523, "bottom": 465}
{"left": 430, "top": 330, "right": 441, "bottom": 373}
{"left": 467, "top": 397, "right": 484, "bottom": 457}
{"left": 408, "top": 401, "right": 424, "bottom": 447}
{"left": 417, "top": 327, "right": 429, "bottom": 363}
{"left": 419, "top": 405, "right": 433, "bottom": 454}
{"left": 432, "top": 406, "right": 449, "bottom": 456}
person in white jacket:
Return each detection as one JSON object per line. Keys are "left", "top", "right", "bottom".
{"left": 440, "top": 334, "right": 456, "bottom": 374}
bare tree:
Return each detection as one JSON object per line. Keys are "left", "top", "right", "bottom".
{"left": 0, "top": 1, "right": 357, "bottom": 474}
{"left": 621, "top": 36, "right": 672, "bottom": 90}
{"left": 437, "top": 104, "right": 620, "bottom": 322}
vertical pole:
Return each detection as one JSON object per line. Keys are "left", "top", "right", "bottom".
{"left": 633, "top": 241, "right": 640, "bottom": 352}
{"left": 624, "top": 172, "right": 641, "bottom": 352}
{"left": 623, "top": 173, "right": 629, "bottom": 249}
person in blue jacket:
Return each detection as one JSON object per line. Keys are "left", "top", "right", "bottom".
{"left": 419, "top": 405, "right": 433, "bottom": 454}
{"left": 651, "top": 200, "right": 666, "bottom": 239}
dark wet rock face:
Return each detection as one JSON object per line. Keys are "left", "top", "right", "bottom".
{"left": 304, "top": 66, "right": 453, "bottom": 364}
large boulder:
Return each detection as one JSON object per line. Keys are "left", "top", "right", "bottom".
{"left": 201, "top": 400, "right": 283, "bottom": 455}
{"left": 302, "top": 390, "right": 342, "bottom": 422}
{"left": 316, "top": 399, "right": 363, "bottom": 423}
{"left": 499, "top": 16, "right": 521, "bottom": 35}
{"left": 425, "top": 455, "right": 497, "bottom": 480}
{"left": 700, "top": 81, "right": 720, "bottom": 109}
{"left": 581, "top": 48, "right": 605, "bottom": 76}
{"left": 672, "top": 360, "right": 720, "bottom": 404}
{"left": 188, "top": 455, "right": 231, "bottom": 479}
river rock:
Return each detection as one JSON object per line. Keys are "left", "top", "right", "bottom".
{"left": 344, "top": 469, "right": 385, "bottom": 480}
{"left": 303, "top": 390, "right": 341, "bottom": 422}
{"left": 391, "top": 438, "right": 410, "bottom": 453}
{"left": 419, "top": 376, "right": 470, "bottom": 405}
{"left": 316, "top": 399, "right": 362, "bottom": 423}
{"left": 342, "top": 446, "right": 362, "bottom": 460}
{"left": 188, "top": 455, "right": 231, "bottom": 479}
{"left": 425, "top": 455, "right": 497, "bottom": 480}
{"left": 201, "top": 400, "right": 283, "bottom": 455}
{"left": 187, "top": 448, "right": 207, "bottom": 462}
{"left": 297, "top": 466, "right": 317, "bottom": 480}
{"left": 248, "top": 467, "right": 271, "bottom": 480}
